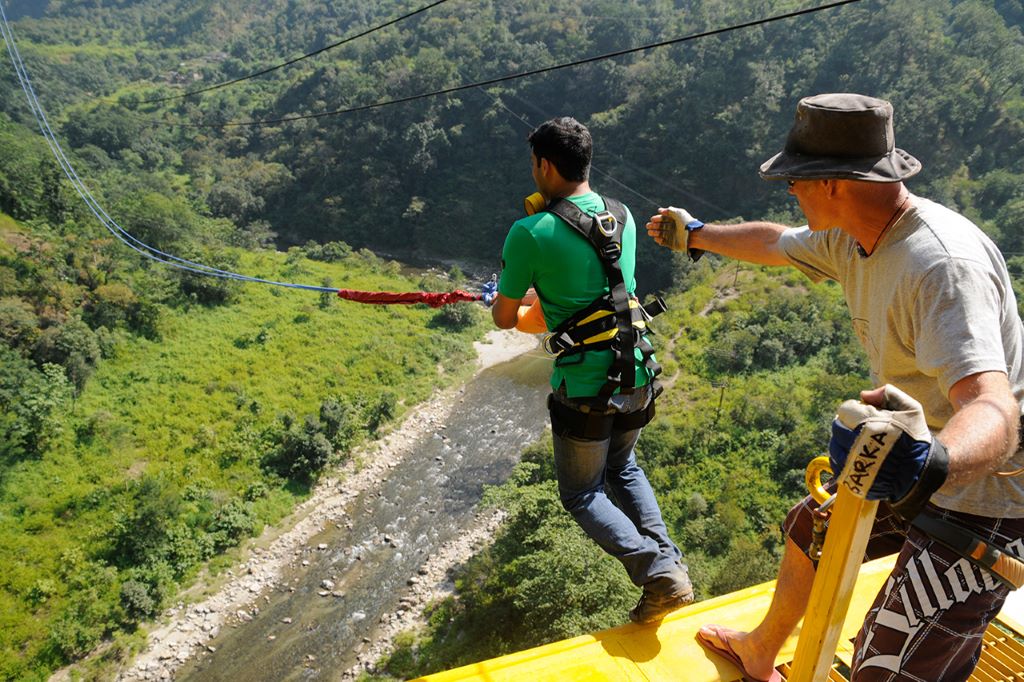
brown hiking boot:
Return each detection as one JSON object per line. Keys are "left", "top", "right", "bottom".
{"left": 629, "top": 571, "right": 694, "bottom": 624}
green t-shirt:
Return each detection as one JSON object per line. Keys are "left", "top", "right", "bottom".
{"left": 498, "top": 191, "right": 654, "bottom": 398}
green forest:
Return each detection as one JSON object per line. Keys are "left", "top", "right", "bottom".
{"left": 0, "top": 0, "right": 1022, "bottom": 680}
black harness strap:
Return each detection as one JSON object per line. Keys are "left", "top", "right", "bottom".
{"left": 538, "top": 194, "right": 665, "bottom": 440}
{"left": 543, "top": 293, "right": 665, "bottom": 357}
{"left": 545, "top": 196, "right": 640, "bottom": 401}
{"left": 912, "top": 511, "right": 1024, "bottom": 590}
{"left": 548, "top": 392, "right": 657, "bottom": 441}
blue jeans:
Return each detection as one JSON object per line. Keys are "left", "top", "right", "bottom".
{"left": 551, "top": 385, "right": 684, "bottom": 592}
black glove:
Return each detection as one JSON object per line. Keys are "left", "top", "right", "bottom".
{"left": 828, "top": 384, "right": 949, "bottom": 520}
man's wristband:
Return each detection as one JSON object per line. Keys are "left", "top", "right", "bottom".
{"left": 890, "top": 437, "right": 950, "bottom": 521}
{"left": 685, "top": 219, "right": 706, "bottom": 262}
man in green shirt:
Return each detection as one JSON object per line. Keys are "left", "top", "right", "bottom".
{"left": 491, "top": 117, "right": 692, "bottom": 624}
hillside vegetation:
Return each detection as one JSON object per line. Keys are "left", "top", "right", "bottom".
{"left": 1, "top": 207, "right": 486, "bottom": 679}
{"left": 3, "top": 1, "right": 1023, "bottom": 291}
{"left": 0, "top": 0, "right": 1022, "bottom": 680}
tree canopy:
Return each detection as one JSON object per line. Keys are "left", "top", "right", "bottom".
{"left": 3, "top": 0, "right": 1021, "bottom": 289}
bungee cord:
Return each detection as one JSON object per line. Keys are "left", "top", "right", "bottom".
{"left": 4, "top": 22, "right": 233, "bottom": 275}
{"left": 0, "top": 5, "right": 342, "bottom": 292}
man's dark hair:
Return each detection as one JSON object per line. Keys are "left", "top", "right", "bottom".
{"left": 528, "top": 117, "right": 592, "bottom": 182}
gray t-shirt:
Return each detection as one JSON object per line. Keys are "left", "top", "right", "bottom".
{"left": 779, "top": 196, "right": 1024, "bottom": 517}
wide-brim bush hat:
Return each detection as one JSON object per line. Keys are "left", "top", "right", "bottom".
{"left": 759, "top": 93, "right": 921, "bottom": 183}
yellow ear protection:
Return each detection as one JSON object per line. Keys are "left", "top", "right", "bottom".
{"left": 524, "top": 192, "right": 546, "bottom": 216}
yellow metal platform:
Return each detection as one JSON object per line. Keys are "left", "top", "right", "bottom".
{"left": 416, "top": 556, "right": 1024, "bottom": 681}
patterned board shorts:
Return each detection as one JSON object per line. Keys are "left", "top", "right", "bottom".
{"left": 783, "top": 490, "right": 1024, "bottom": 681}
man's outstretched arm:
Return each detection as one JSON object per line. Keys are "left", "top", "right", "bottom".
{"left": 646, "top": 207, "right": 792, "bottom": 266}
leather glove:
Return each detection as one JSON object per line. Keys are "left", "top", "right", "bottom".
{"left": 828, "top": 384, "right": 949, "bottom": 520}
{"left": 650, "top": 207, "right": 705, "bottom": 261}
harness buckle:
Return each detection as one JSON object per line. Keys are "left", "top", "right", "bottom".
{"left": 595, "top": 210, "right": 618, "bottom": 237}
{"left": 543, "top": 331, "right": 575, "bottom": 355}
{"left": 644, "top": 296, "right": 668, "bottom": 318}
{"left": 599, "top": 242, "right": 621, "bottom": 260}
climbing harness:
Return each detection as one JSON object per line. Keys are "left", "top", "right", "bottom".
{"left": 540, "top": 195, "right": 666, "bottom": 401}
{"left": 547, "top": 389, "right": 658, "bottom": 441}
{"left": 912, "top": 512, "right": 1024, "bottom": 590}
{"left": 523, "top": 193, "right": 666, "bottom": 439}
{"left": 542, "top": 297, "right": 665, "bottom": 355}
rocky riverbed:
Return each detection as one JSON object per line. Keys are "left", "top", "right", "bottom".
{"left": 104, "top": 330, "right": 542, "bottom": 682}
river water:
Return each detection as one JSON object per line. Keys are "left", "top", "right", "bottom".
{"left": 176, "top": 351, "right": 552, "bottom": 681}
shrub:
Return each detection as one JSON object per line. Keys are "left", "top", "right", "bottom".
{"left": 84, "top": 282, "right": 137, "bottom": 329}
{"left": 174, "top": 248, "right": 241, "bottom": 305}
{"left": 244, "top": 481, "right": 269, "bottom": 501}
{"left": 704, "top": 288, "right": 843, "bottom": 374}
{"left": 318, "top": 279, "right": 334, "bottom": 309}
{"left": 304, "top": 240, "right": 352, "bottom": 262}
{"left": 0, "top": 295, "right": 39, "bottom": 350}
{"left": 119, "top": 579, "right": 156, "bottom": 621}
{"left": 34, "top": 318, "right": 102, "bottom": 391}
{"left": 108, "top": 476, "right": 182, "bottom": 569}
{"left": 233, "top": 323, "right": 274, "bottom": 349}
{"left": 163, "top": 523, "right": 214, "bottom": 576}
{"left": 46, "top": 555, "right": 121, "bottom": 662}
{"left": 430, "top": 302, "right": 480, "bottom": 331}
{"left": 0, "top": 351, "right": 71, "bottom": 461}
{"left": 233, "top": 219, "right": 277, "bottom": 249}
{"left": 28, "top": 578, "right": 58, "bottom": 606}
{"left": 262, "top": 415, "right": 333, "bottom": 483}
{"left": 208, "top": 497, "right": 258, "bottom": 551}
{"left": 364, "top": 390, "right": 398, "bottom": 434}
{"left": 319, "top": 396, "right": 360, "bottom": 451}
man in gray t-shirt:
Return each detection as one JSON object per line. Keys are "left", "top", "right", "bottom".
{"left": 779, "top": 197, "right": 1024, "bottom": 517}
{"left": 648, "top": 93, "right": 1024, "bottom": 681}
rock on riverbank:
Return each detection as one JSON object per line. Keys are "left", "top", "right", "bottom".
{"left": 102, "top": 330, "right": 539, "bottom": 682}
